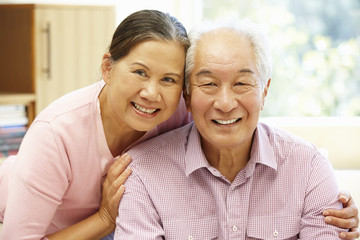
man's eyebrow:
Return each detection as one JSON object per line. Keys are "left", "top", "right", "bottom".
{"left": 195, "top": 69, "right": 212, "bottom": 76}
{"left": 195, "top": 68, "right": 255, "bottom": 76}
{"left": 238, "top": 68, "right": 255, "bottom": 74}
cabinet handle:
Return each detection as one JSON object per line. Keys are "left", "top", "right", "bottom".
{"left": 41, "top": 23, "right": 51, "bottom": 79}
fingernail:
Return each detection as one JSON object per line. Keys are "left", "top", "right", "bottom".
{"left": 339, "top": 232, "right": 346, "bottom": 238}
{"left": 125, "top": 167, "right": 131, "bottom": 173}
{"left": 324, "top": 216, "right": 331, "bottom": 223}
{"left": 340, "top": 196, "right": 348, "bottom": 202}
{"left": 122, "top": 153, "right": 131, "bottom": 161}
{"left": 323, "top": 211, "right": 329, "bottom": 216}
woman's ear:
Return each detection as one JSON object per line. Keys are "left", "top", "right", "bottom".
{"left": 101, "top": 53, "right": 112, "bottom": 84}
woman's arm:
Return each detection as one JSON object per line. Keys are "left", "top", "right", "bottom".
{"left": 323, "top": 191, "right": 359, "bottom": 240}
{"left": 1, "top": 122, "right": 70, "bottom": 240}
{"left": 1, "top": 120, "right": 131, "bottom": 240}
{"left": 47, "top": 154, "right": 132, "bottom": 240}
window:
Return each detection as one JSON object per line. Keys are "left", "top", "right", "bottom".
{"left": 201, "top": 0, "right": 360, "bottom": 117}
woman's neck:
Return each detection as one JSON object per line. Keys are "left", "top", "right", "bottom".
{"left": 99, "top": 86, "right": 146, "bottom": 157}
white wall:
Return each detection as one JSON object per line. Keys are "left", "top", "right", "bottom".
{"left": 0, "top": 0, "right": 202, "bottom": 30}
{"left": 261, "top": 117, "right": 360, "bottom": 169}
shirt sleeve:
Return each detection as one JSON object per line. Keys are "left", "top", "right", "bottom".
{"left": 114, "top": 165, "right": 165, "bottom": 240}
{"left": 1, "top": 121, "right": 70, "bottom": 240}
{"left": 299, "top": 151, "right": 347, "bottom": 239}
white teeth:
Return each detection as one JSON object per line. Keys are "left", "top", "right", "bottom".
{"left": 133, "top": 103, "right": 157, "bottom": 114}
{"left": 215, "top": 119, "right": 238, "bottom": 125}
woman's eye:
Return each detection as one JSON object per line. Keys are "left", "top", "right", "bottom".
{"left": 163, "top": 77, "right": 176, "bottom": 83}
{"left": 134, "top": 70, "right": 147, "bottom": 77}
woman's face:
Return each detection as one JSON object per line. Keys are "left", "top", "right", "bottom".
{"left": 102, "top": 40, "right": 186, "bottom": 132}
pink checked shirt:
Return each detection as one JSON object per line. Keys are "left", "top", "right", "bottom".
{"left": 115, "top": 122, "right": 344, "bottom": 239}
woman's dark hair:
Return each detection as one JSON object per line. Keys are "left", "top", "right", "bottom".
{"left": 109, "top": 9, "right": 189, "bottom": 62}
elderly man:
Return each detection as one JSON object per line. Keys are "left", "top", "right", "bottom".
{"left": 114, "top": 19, "right": 359, "bottom": 239}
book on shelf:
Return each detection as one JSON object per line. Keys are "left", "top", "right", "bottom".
{"left": 0, "top": 104, "right": 29, "bottom": 158}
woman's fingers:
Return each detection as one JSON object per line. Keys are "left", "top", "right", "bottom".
{"left": 100, "top": 153, "right": 132, "bottom": 222}
{"left": 108, "top": 153, "right": 132, "bottom": 181}
{"left": 339, "top": 228, "right": 360, "bottom": 239}
{"left": 323, "top": 191, "right": 359, "bottom": 239}
{"left": 325, "top": 215, "right": 357, "bottom": 229}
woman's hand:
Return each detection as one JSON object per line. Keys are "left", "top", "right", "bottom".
{"left": 323, "top": 191, "right": 359, "bottom": 240}
{"left": 98, "top": 153, "right": 132, "bottom": 227}
{"left": 47, "top": 155, "right": 132, "bottom": 240}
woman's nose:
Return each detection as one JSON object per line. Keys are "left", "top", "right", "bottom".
{"left": 139, "top": 80, "right": 161, "bottom": 102}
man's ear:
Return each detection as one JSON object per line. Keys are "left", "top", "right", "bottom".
{"left": 101, "top": 53, "right": 112, "bottom": 84}
{"left": 183, "top": 89, "right": 192, "bottom": 112}
{"left": 261, "top": 78, "right": 271, "bottom": 110}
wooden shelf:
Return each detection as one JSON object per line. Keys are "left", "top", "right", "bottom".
{"left": 0, "top": 93, "right": 36, "bottom": 126}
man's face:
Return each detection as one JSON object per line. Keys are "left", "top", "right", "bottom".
{"left": 185, "top": 29, "right": 269, "bottom": 152}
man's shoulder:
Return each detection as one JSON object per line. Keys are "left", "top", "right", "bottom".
{"left": 128, "top": 122, "right": 193, "bottom": 161}
{"left": 258, "top": 122, "right": 323, "bottom": 166}
{"left": 259, "top": 122, "right": 316, "bottom": 150}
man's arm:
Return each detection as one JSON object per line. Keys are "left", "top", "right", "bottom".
{"left": 114, "top": 165, "right": 165, "bottom": 240}
{"left": 300, "top": 152, "right": 347, "bottom": 239}
{"left": 324, "top": 191, "right": 359, "bottom": 240}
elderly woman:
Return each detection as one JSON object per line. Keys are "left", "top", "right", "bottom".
{"left": 0, "top": 10, "right": 190, "bottom": 240}
{"left": 114, "top": 18, "right": 359, "bottom": 239}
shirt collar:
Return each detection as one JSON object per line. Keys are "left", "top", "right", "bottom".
{"left": 185, "top": 123, "right": 212, "bottom": 176}
{"left": 245, "top": 123, "right": 277, "bottom": 177}
{"left": 184, "top": 122, "right": 277, "bottom": 177}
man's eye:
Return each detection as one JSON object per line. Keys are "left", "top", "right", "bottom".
{"left": 134, "top": 70, "right": 147, "bottom": 77}
{"left": 202, "top": 82, "right": 217, "bottom": 87}
{"left": 235, "top": 82, "right": 247, "bottom": 86}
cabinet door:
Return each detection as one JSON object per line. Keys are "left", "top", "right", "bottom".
{"left": 0, "top": 5, "right": 34, "bottom": 93}
{"left": 34, "top": 6, "right": 115, "bottom": 114}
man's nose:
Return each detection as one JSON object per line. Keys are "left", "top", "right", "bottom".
{"left": 139, "top": 80, "right": 161, "bottom": 102}
{"left": 213, "top": 87, "right": 238, "bottom": 112}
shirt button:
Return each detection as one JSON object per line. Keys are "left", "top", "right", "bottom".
{"left": 188, "top": 235, "right": 193, "bottom": 240}
{"left": 232, "top": 225, "right": 238, "bottom": 232}
{"left": 273, "top": 230, "right": 279, "bottom": 237}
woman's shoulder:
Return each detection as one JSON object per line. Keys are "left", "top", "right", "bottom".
{"left": 35, "top": 81, "right": 104, "bottom": 123}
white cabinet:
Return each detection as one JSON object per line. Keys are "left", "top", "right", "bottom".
{"left": 0, "top": 4, "right": 115, "bottom": 118}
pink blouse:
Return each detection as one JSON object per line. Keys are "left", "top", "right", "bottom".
{"left": 0, "top": 80, "right": 192, "bottom": 240}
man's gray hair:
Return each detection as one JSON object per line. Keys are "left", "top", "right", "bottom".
{"left": 185, "top": 18, "right": 272, "bottom": 93}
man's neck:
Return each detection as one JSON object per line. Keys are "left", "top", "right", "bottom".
{"left": 202, "top": 140, "right": 252, "bottom": 183}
